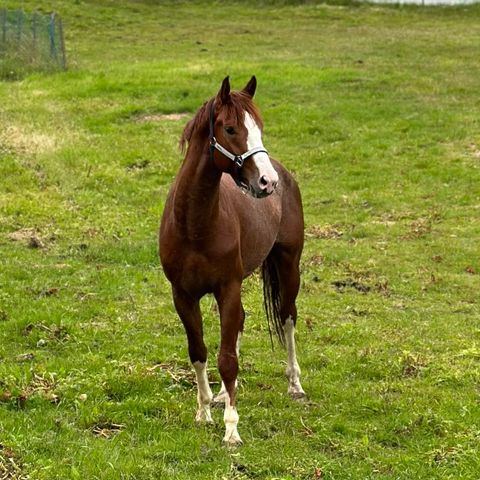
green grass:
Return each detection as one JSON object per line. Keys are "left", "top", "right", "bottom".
{"left": 1, "top": 1, "right": 480, "bottom": 478}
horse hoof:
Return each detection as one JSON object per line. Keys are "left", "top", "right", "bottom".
{"left": 289, "top": 391, "right": 307, "bottom": 401}
{"left": 222, "top": 435, "right": 243, "bottom": 447}
{"left": 196, "top": 417, "right": 214, "bottom": 424}
{"left": 195, "top": 411, "right": 214, "bottom": 423}
{"left": 213, "top": 392, "right": 228, "bottom": 403}
{"left": 212, "top": 392, "right": 228, "bottom": 408}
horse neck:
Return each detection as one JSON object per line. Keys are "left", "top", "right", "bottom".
{"left": 173, "top": 135, "right": 222, "bottom": 238}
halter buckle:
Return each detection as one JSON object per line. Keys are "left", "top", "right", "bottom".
{"left": 234, "top": 156, "right": 244, "bottom": 168}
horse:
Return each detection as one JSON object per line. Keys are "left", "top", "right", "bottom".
{"left": 159, "top": 76, "right": 305, "bottom": 446}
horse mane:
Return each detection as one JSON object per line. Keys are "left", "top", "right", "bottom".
{"left": 180, "top": 91, "right": 263, "bottom": 152}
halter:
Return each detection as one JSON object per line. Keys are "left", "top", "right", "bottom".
{"left": 208, "top": 100, "right": 269, "bottom": 170}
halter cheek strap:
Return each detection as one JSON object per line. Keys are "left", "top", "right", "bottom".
{"left": 209, "top": 138, "right": 268, "bottom": 168}
{"left": 208, "top": 100, "right": 269, "bottom": 169}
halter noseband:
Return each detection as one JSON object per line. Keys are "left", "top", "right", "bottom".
{"left": 208, "top": 100, "right": 268, "bottom": 169}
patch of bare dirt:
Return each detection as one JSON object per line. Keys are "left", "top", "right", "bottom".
{"left": 467, "top": 143, "right": 480, "bottom": 159}
{"left": 7, "top": 228, "right": 43, "bottom": 248}
{"left": 7, "top": 227, "right": 57, "bottom": 249}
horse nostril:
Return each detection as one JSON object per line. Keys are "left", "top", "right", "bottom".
{"left": 259, "top": 175, "right": 269, "bottom": 187}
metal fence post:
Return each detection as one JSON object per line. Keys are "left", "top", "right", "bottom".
{"left": 1, "top": 9, "right": 6, "bottom": 46}
{"left": 16, "top": 9, "right": 23, "bottom": 47}
{"left": 48, "top": 12, "right": 57, "bottom": 60}
{"left": 32, "top": 11, "right": 37, "bottom": 53}
{"left": 57, "top": 15, "right": 66, "bottom": 69}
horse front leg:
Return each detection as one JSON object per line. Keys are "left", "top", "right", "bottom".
{"left": 172, "top": 287, "right": 213, "bottom": 423}
{"left": 214, "top": 281, "right": 243, "bottom": 446}
{"left": 213, "top": 304, "right": 244, "bottom": 404}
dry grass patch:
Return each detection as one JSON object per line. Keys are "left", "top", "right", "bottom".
{"left": 133, "top": 112, "right": 190, "bottom": 123}
{"left": 0, "top": 126, "right": 58, "bottom": 156}
{"left": 7, "top": 228, "right": 45, "bottom": 249}
{"left": 91, "top": 422, "right": 125, "bottom": 439}
{"left": 6, "top": 225, "right": 58, "bottom": 249}
{"left": 306, "top": 224, "right": 343, "bottom": 240}
{"left": 0, "top": 445, "right": 28, "bottom": 480}
{"left": 467, "top": 143, "right": 480, "bottom": 159}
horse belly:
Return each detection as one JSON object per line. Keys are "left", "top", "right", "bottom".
{"left": 241, "top": 239, "right": 276, "bottom": 277}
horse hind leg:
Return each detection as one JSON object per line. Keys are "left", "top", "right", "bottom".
{"left": 284, "top": 315, "right": 306, "bottom": 399}
{"left": 263, "top": 247, "right": 306, "bottom": 400}
{"left": 173, "top": 288, "right": 213, "bottom": 423}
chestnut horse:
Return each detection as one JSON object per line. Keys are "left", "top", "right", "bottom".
{"left": 159, "top": 76, "right": 305, "bottom": 445}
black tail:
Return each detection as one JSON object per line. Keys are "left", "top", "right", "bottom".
{"left": 262, "top": 254, "right": 285, "bottom": 347}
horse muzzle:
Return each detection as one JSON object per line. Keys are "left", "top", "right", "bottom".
{"left": 256, "top": 173, "right": 278, "bottom": 197}
{"left": 240, "top": 168, "right": 278, "bottom": 198}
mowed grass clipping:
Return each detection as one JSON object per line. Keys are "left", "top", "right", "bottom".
{"left": 1, "top": 1, "right": 480, "bottom": 479}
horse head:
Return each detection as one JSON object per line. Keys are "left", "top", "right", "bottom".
{"left": 211, "top": 76, "right": 279, "bottom": 198}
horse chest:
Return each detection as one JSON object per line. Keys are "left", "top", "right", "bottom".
{"left": 161, "top": 233, "right": 241, "bottom": 294}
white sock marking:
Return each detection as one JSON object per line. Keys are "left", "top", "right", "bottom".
{"left": 193, "top": 361, "right": 213, "bottom": 422}
{"left": 223, "top": 393, "right": 242, "bottom": 445}
{"left": 284, "top": 317, "right": 305, "bottom": 398}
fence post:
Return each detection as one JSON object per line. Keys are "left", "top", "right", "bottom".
{"left": 1, "top": 9, "right": 67, "bottom": 71}
{"left": 48, "top": 12, "right": 57, "bottom": 61}
{"left": 57, "top": 15, "right": 66, "bottom": 69}
{"left": 32, "top": 11, "right": 37, "bottom": 53}
{"left": 16, "top": 9, "right": 23, "bottom": 47}
{"left": 1, "top": 9, "right": 6, "bottom": 46}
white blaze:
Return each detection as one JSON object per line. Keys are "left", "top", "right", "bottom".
{"left": 244, "top": 113, "right": 279, "bottom": 183}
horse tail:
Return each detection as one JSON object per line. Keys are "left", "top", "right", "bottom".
{"left": 262, "top": 254, "right": 285, "bottom": 347}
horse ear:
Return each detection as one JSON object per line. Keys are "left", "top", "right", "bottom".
{"left": 217, "top": 76, "right": 231, "bottom": 104}
{"left": 242, "top": 75, "right": 257, "bottom": 98}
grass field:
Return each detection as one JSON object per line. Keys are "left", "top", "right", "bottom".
{"left": 1, "top": 1, "right": 480, "bottom": 478}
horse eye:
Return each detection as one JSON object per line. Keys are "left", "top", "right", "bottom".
{"left": 224, "top": 126, "right": 235, "bottom": 135}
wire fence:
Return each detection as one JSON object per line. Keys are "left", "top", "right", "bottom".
{"left": 0, "top": 9, "right": 66, "bottom": 80}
